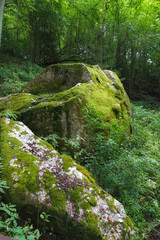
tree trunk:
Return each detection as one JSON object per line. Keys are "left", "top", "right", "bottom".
{"left": 0, "top": 0, "right": 5, "bottom": 47}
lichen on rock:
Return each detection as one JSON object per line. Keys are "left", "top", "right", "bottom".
{"left": 0, "top": 118, "right": 135, "bottom": 239}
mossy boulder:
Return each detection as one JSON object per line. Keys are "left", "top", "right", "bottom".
{"left": 0, "top": 118, "right": 135, "bottom": 239}
{"left": 19, "top": 63, "right": 131, "bottom": 138}
{"left": 23, "top": 63, "right": 92, "bottom": 94}
{"left": 0, "top": 93, "right": 37, "bottom": 115}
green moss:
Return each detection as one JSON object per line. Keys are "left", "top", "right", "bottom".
{"left": 37, "top": 139, "right": 56, "bottom": 151}
{"left": 88, "top": 197, "right": 97, "bottom": 207}
{"left": 20, "top": 131, "right": 28, "bottom": 135}
{"left": 0, "top": 119, "right": 23, "bottom": 182}
{"left": 0, "top": 118, "right": 41, "bottom": 202}
{"left": 76, "top": 164, "right": 96, "bottom": 184}
{"left": 49, "top": 187, "right": 66, "bottom": 208}
{"left": 97, "top": 188, "right": 107, "bottom": 199}
{"left": 80, "top": 196, "right": 97, "bottom": 210}
{"left": 100, "top": 220, "right": 109, "bottom": 229}
{"left": 105, "top": 198, "right": 119, "bottom": 213}
{"left": 80, "top": 201, "right": 92, "bottom": 210}
{"left": 42, "top": 170, "right": 56, "bottom": 190}
{"left": 84, "top": 211, "right": 102, "bottom": 239}
{"left": 123, "top": 216, "right": 135, "bottom": 231}
{"left": 67, "top": 186, "right": 83, "bottom": 206}
{"left": 62, "top": 155, "right": 74, "bottom": 172}
{"left": 0, "top": 93, "right": 37, "bottom": 114}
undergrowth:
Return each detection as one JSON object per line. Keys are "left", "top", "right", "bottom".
{"left": 43, "top": 99, "right": 160, "bottom": 240}
{"left": 0, "top": 55, "right": 159, "bottom": 239}
{"left": 84, "top": 101, "right": 160, "bottom": 239}
{"left": 0, "top": 55, "right": 42, "bottom": 96}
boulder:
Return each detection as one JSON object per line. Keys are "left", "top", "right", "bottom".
{"left": 0, "top": 117, "right": 135, "bottom": 240}
{"left": 0, "top": 93, "right": 37, "bottom": 115}
{"left": 19, "top": 63, "right": 131, "bottom": 138}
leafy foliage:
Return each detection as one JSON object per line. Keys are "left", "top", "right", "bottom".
{"left": 41, "top": 134, "right": 86, "bottom": 161}
{"left": 0, "top": 55, "right": 42, "bottom": 96}
{"left": 0, "top": 110, "right": 17, "bottom": 120}
{"left": 81, "top": 102, "right": 160, "bottom": 239}
{"left": 44, "top": 101, "right": 160, "bottom": 240}
{"left": 1, "top": 0, "right": 160, "bottom": 97}
{"left": 0, "top": 203, "right": 40, "bottom": 240}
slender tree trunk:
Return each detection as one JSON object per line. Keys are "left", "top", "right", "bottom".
{"left": 100, "top": 1, "right": 107, "bottom": 65}
{"left": 15, "top": 1, "right": 19, "bottom": 54}
{"left": 0, "top": 0, "right": 5, "bottom": 47}
{"left": 129, "top": 45, "right": 135, "bottom": 96}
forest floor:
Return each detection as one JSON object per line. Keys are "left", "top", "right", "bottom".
{"left": 0, "top": 56, "right": 159, "bottom": 240}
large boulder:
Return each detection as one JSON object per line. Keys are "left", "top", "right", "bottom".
{"left": 0, "top": 117, "right": 135, "bottom": 239}
{"left": 19, "top": 63, "right": 131, "bottom": 138}
{"left": 0, "top": 93, "right": 37, "bottom": 114}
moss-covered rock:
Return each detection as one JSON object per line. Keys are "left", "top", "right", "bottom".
{"left": 19, "top": 63, "right": 131, "bottom": 138}
{"left": 23, "top": 63, "right": 92, "bottom": 94}
{"left": 0, "top": 93, "right": 37, "bottom": 115}
{"left": 0, "top": 118, "right": 135, "bottom": 239}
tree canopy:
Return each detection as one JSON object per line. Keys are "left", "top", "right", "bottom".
{"left": 1, "top": 0, "right": 160, "bottom": 97}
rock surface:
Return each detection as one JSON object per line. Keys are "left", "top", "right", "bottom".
{"left": 0, "top": 117, "right": 135, "bottom": 240}
{"left": 20, "top": 63, "right": 131, "bottom": 138}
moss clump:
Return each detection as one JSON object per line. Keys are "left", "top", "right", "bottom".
{"left": 105, "top": 198, "right": 119, "bottom": 213}
{"left": 37, "top": 139, "right": 57, "bottom": 152}
{"left": 67, "top": 186, "right": 83, "bottom": 206}
{"left": 0, "top": 93, "right": 37, "bottom": 114}
{"left": 88, "top": 197, "right": 97, "bottom": 207}
{"left": 42, "top": 170, "right": 56, "bottom": 190}
{"left": 80, "top": 197, "right": 97, "bottom": 210}
{"left": 20, "top": 131, "right": 28, "bottom": 135}
{"left": 84, "top": 211, "right": 102, "bottom": 239}
{"left": 80, "top": 201, "right": 92, "bottom": 210}
{"left": 76, "top": 164, "right": 96, "bottom": 184}
{"left": 123, "top": 216, "right": 136, "bottom": 231}
{"left": 49, "top": 187, "right": 66, "bottom": 209}
{"left": 62, "top": 155, "right": 74, "bottom": 172}
{"left": 97, "top": 188, "right": 108, "bottom": 199}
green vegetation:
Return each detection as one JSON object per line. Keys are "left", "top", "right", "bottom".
{"left": 0, "top": 0, "right": 160, "bottom": 234}
{"left": 0, "top": 55, "right": 159, "bottom": 239}
{"left": 1, "top": 0, "right": 160, "bottom": 98}
{"left": 0, "top": 155, "right": 41, "bottom": 239}
{"left": 51, "top": 99, "right": 159, "bottom": 240}
{"left": 0, "top": 55, "right": 42, "bottom": 96}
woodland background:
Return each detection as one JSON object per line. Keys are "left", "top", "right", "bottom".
{"left": 0, "top": 0, "right": 160, "bottom": 240}
{"left": 0, "top": 0, "right": 160, "bottom": 98}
